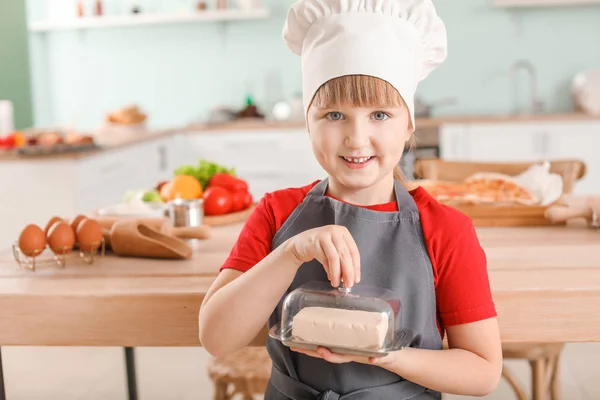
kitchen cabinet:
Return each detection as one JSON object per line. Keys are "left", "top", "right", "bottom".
{"left": 439, "top": 123, "right": 546, "bottom": 161}
{"left": 183, "top": 129, "right": 325, "bottom": 200}
{"left": 438, "top": 120, "right": 600, "bottom": 195}
{"left": 74, "top": 136, "right": 177, "bottom": 213}
{"left": 0, "top": 135, "right": 178, "bottom": 250}
{"left": 0, "top": 159, "right": 74, "bottom": 250}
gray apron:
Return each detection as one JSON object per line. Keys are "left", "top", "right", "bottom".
{"left": 265, "top": 177, "right": 443, "bottom": 400}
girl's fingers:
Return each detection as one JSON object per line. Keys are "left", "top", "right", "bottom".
{"left": 314, "top": 242, "right": 331, "bottom": 281}
{"left": 320, "top": 238, "right": 340, "bottom": 287}
{"left": 332, "top": 233, "right": 354, "bottom": 287}
{"left": 344, "top": 230, "right": 361, "bottom": 284}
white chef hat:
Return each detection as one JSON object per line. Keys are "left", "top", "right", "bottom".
{"left": 282, "top": 0, "right": 448, "bottom": 130}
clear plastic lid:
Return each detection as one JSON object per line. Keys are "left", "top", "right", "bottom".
{"left": 269, "top": 281, "right": 412, "bottom": 357}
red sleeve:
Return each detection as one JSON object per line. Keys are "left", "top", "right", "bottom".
{"left": 435, "top": 216, "right": 497, "bottom": 327}
{"left": 219, "top": 183, "right": 316, "bottom": 272}
{"left": 219, "top": 195, "right": 277, "bottom": 273}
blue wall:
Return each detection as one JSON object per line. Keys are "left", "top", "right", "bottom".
{"left": 25, "top": 0, "right": 600, "bottom": 131}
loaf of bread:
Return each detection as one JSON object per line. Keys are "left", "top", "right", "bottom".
{"left": 291, "top": 307, "right": 389, "bottom": 349}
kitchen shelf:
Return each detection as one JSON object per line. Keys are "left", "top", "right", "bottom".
{"left": 493, "top": 0, "right": 600, "bottom": 7}
{"left": 28, "top": 8, "right": 271, "bottom": 32}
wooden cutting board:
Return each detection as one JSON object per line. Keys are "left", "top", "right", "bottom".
{"left": 204, "top": 204, "right": 256, "bottom": 226}
{"left": 448, "top": 203, "right": 558, "bottom": 227}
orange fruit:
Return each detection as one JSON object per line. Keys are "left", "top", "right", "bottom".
{"left": 159, "top": 175, "right": 203, "bottom": 201}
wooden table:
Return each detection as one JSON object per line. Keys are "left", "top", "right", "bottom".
{"left": 0, "top": 222, "right": 599, "bottom": 399}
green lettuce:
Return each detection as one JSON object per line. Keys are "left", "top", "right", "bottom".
{"left": 174, "top": 159, "right": 236, "bottom": 189}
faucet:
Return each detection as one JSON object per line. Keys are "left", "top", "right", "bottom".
{"left": 510, "top": 59, "right": 544, "bottom": 115}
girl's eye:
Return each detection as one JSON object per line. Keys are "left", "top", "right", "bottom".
{"left": 326, "top": 112, "right": 343, "bottom": 121}
{"left": 372, "top": 111, "right": 389, "bottom": 121}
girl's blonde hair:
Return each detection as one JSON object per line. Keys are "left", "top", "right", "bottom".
{"left": 309, "top": 74, "right": 414, "bottom": 183}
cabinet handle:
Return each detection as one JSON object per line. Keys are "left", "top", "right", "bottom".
{"left": 533, "top": 132, "right": 546, "bottom": 158}
{"left": 541, "top": 132, "right": 549, "bottom": 157}
{"left": 534, "top": 132, "right": 549, "bottom": 158}
{"left": 158, "top": 146, "right": 167, "bottom": 171}
{"left": 98, "top": 162, "right": 122, "bottom": 175}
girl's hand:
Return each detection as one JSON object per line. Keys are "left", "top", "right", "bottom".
{"left": 290, "top": 346, "right": 397, "bottom": 366}
{"left": 285, "top": 225, "right": 361, "bottom": 288}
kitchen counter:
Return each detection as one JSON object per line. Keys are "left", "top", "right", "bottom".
{"left": 185, "top": 111, "right": 600, "bottom": 131}
{"left": 0, "top": 221, "right": 599, "bottom": 347}
{"left": 0, "top": 128, "right": 178, "bottom": 162}
{"left": 1, "top": 111, "right": 598, "bottom": 163}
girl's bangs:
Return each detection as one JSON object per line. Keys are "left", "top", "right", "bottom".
{"left": 310, "top": 75, "right": 406, "bottom": 110}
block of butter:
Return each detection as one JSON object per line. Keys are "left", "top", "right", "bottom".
{"left": 291, "top": 307, "right": 389, "bottom": 350}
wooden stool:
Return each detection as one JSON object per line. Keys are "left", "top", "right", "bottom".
{"left": 502, "top": 343, "right": 564, "bottom": 400}
{"left": 207, "top": 346, "right": 272, "bottom": 400}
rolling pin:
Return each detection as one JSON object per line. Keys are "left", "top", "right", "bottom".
{"left": 94, "top": 216, "right": 212, "bottom": 240}
{"left": 545, "top": 203, "right": 599, "bottom": 227}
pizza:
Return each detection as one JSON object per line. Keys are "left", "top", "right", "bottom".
{"left": 415, "top": 173, "right": 539, "bottom": 206}
{"left": 463, "top": 173, "right": 539, "bottom": 205}
{"left": 415, "top": 180, "right": 468, "bottom": 202}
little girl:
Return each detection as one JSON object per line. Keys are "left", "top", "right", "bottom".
{"left": 199, "top": 0, "right": 502, "bottom": 398}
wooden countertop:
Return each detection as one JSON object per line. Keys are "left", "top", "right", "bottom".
{"left": 0, "top": 222, "right": 599, "bottom": 347}
{"left": 1, "top": 112, "right": 598, "bottom": 163}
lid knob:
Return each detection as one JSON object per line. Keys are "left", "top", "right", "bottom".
{"left": 338, "top": 282, "right": 351, "bottom": 294}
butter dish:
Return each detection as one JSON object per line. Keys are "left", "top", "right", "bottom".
{"left": 269, "top": 281, "right": 412, "bottom": 358}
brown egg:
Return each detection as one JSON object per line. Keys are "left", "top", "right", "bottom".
{"left": 47, "top": 221, "right": 75, "bottom": 255}
{"left": 70, "top": 215, "right": 87, "bottom": 240}
{"left": 76, "top": 218, "right": 103, "bottom": 252}
{"left": 44, "top": 216, "right": 64, "bottom": 235}
{"left": 18, "top": 224, "right": 47, "bottom": 257}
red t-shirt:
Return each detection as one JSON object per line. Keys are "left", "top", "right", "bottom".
{"left": 220, "top": 180, "right": 497, "bottom": 337}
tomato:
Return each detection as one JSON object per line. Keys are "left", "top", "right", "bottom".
{"left": 230, "top": 191, "right": 247, "bottom": 212}
{"left": 241, "top": 191, "right": 253, "bottom": 209}
{"left": 209, "top": 173, "right": 248, "bottom": 192}
{"left": 203, "top": 187, "right": 233, "bottom": 215}
{"left": 0, "top": 134, "right": 15, "bottom": 149}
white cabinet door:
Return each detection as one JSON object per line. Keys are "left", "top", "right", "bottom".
{"left": 184, "top": 129, "right": 320, "bottom": 172}
{"left": 74, "top": 136, "right": 177, "bottom": 213}
{"left": 131, "top": 136, "right": 178, "bottom": 190}
{"left": 438, "top": 124, "right": 468, "bottom": 160}
{"left": 544, "top": 121, "right": 600, "bottom": 196}
{"left": 75, "top": 149, "right": 141, "bottom": 213}
{"left": 183, "top": 129, "right": 324, "bottom": 200}
{"left": 461, "top": 123, "right": 543, "bottom": 162}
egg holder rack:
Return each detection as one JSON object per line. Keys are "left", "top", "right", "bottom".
{"left": 12, "top": 239, "right": 106, "bottom": 272}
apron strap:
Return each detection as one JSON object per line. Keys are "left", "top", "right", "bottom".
{"left": 393, "top": 179, "right": 419, "bottom": 213}
{"left": 307, "top": 178, "right": 330, "bottom": 197}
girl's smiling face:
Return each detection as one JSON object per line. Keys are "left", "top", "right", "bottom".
{"left": 306, "top": 75, "right": 412, "bottom": 204}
